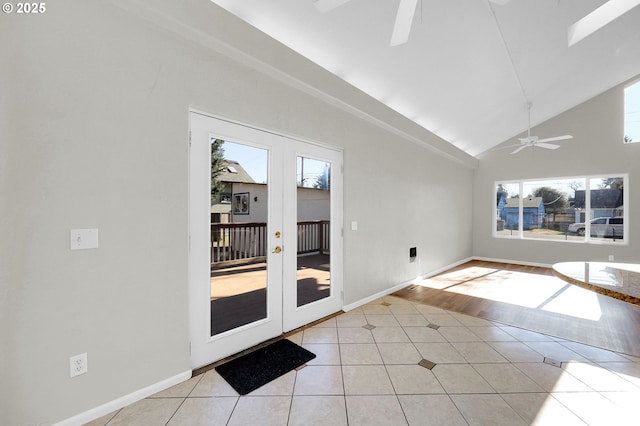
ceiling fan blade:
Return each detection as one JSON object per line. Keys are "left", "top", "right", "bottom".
{"left": 390, "top": 0, "right": 418, "bottom": 46}
{"left": 536, "top": 135, "right": 573, "bottom": 143}
{"left": 535, "top": 142, "right": 560, "bottom": 150}
{"left": 511, "top": 145, "right": 529, "bottom": 154}
{"left": 314, "top": 0, "right": 351, "bottom": 13}
{"left": 492, "top": 143, "right": 522, "bottom": 151}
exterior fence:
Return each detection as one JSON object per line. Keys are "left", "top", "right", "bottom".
{"left": 211, "top": 220, "right": 329, "bottom": 268}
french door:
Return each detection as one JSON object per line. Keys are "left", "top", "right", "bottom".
{"left": 189, "top": 111, "right": 343, "bottom": 369}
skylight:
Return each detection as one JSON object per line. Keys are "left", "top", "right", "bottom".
{"left": 568, "top": 0, "right": 640, "bottom": 47}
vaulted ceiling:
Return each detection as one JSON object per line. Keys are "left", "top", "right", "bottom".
{"left": 209, "top": 0, "right": 640, "bottom": 157}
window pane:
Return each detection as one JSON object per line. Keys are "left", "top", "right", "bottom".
{"left": 496, "top": 183, "right": 520, "bottom": 237}
{"left": 624, "top": 81, "right": 640, "bottom": 143}
{"left": 520, "top": 178, "right": 585, "bottom": 242}
{"left": 589, "top": 177, "right": 625, "bottom": 242}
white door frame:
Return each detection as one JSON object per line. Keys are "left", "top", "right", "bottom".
{"left": 189, "top": 110, "right": 343, "bottom": 369}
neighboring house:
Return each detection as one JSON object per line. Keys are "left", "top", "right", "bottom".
{"left": 500, "top": 197, "right": 545, "bottom": 230}
{"left": 212, "top": 160, "right": 330, "bottom": 224}
{"left": 573, "top": 188, "right": 624, "bottom": 222}
{"left": 228, "top": 181, "right": 268, "bottom": 223}
{"left": 211, "top": 160, "right": 256, "bottom": 223}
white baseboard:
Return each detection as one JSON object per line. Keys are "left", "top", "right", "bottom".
{"left": 54, "top": 370, "right": 192, "bottom": 426}
{"left": 342, "top": 256, "right": 474, "bottom": 312}
{"left": 343, "top": 281, "right": 410, "bottom": 312}
{"left": 414, "top": 257, "right": 474, "bottom": 281}
{"left": 472, "top": 256, "right": 552, "bottom": 268}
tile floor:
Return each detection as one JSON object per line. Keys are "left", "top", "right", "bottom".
{"left": 87, "top": 296, "right": 640, "bottom": 425}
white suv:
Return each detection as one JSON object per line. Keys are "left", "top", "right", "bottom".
{"left": 568, "top": 216, "right": 624, "bottom": 238}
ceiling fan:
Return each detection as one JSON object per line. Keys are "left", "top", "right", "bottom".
{"left": 507, "top": 103, "right": 573, "bottom": 154}
{"left": 314, "top": 0, "right": 511, "bottom": 46}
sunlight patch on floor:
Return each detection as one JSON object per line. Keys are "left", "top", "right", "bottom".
{"left": 446, "top": 271, "right": 567, "bottom": 309}
{"left": 418, "top": 267, "right": 603, "bottom": 320}
{"left": 540, "top": 285, "right": 602, "bottom": 321}
{"left": 416, "top": 266, "right": 499, "bottom": 290}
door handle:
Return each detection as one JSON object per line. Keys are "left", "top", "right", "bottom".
{"left": 272, "top": 246, "right": 282, "bottom": 254}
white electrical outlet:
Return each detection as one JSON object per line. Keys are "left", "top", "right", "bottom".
{"left": 70, "top": 229, "right": 99, "bottom": 250}
{"left": 609, "top": 255, "right": 615, "bottom": 261}
{"left": 70, "top": 353, "right": 88, "bottom": 378}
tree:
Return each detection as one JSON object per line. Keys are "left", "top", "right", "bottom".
{"left": 532, "top": 186, "right": 568, "bottom": 214}
{"left": 568, "top": 180, "right": 584, "bottom": 192}
{"left": 496, "top": 184, "right": 508, "bottom": 206}
{"left": 312, "top": 164, "right": 331, "bottom": 190}
{"left": 211, "top": 139, "right": 226, "bottom": 204}
{"left": 601, "top": 177, "right": 624, "bottom": 190}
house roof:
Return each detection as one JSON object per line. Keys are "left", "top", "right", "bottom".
{"left": 504, "top": 197, "right": 543, "bottom": 209}
{"left": 574, "top": 189, "right": 623, "bottom": 209}
{"left": 218, "top": 160, "right": 255, "bottom": 184}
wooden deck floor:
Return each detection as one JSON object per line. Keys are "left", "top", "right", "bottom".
{"left": 393, "top": 260, "right": 640, "bottom": 356}
{"left": 210, "top": 253, "right": 330, "bottom": 336}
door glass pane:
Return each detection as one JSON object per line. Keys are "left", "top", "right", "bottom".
{"left": 296, "top": 156, "right": 331, "bottom": 307}
{"left": 210, "top": 139, "right": 269, "bottom": 336}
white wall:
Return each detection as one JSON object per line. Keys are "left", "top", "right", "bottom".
{"left": 1, "top": 0, "right": 475, "bottom": 423}
{"left": 473, "top": 77, "right": 640, "bottom": 265}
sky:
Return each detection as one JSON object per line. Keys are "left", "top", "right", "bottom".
{"left": 221, "top": 140, "right": 329, "bottom": 187}
{"left": 222, "top": 141, "right": 268, "bottom": 183}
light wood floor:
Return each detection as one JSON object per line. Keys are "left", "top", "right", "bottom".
{"left": 393, "top": 260, "right": 640, "bottom": 356}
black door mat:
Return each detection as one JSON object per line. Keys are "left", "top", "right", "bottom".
{"left": 215, "top": 339, "right": 316, "bottom": 395}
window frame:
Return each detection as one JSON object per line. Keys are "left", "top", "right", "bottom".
{"left": 493, "top": 173, "right": 628, "bottom": 245}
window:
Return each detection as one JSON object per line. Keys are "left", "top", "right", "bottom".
{"left": 624, "top": 80, "right": 640, "bottom": 143}
{"left": 495, "top": 175, "right": 627, "bottom": 244}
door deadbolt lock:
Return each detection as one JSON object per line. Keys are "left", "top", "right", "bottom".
{"left": 275, "top": 231, "right": 281, "bottom": 238}
{"left": 272, "top": 246, "right": 282, "bottom": 254}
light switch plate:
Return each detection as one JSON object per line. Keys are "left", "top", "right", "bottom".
{"left": 70, "top": 229, "right": 98, "bottom": 250}
{"left": 351, "top": 221, "right": 358, "bottom": 231}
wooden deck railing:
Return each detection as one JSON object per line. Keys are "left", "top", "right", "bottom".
{"left": 297, "top": 220, "right": 330, "bottom": 255}
{"left": 211, "top": 220, "right": 329, "bottom": 268}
